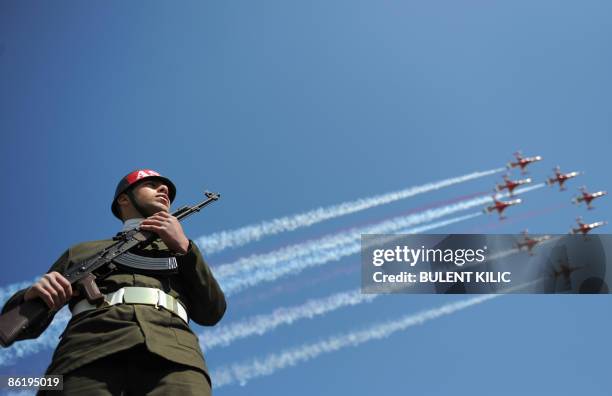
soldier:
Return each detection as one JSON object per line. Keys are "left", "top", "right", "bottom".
{"left": 1, "top": 169, "right": 226, "bottom": 395}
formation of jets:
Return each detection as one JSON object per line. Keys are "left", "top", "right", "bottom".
{"left": 486, "top": 151, "right": 607, "bottom": 256}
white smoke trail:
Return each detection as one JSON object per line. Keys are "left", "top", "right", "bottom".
{"left": 221, "top": 211, "right": 484, "bottom": 295}
{"left": 215, "top": 184, "right": 543, "bottom": 283}
{"left": 219, "top": 184, "right": 544, "bottom": 294}
{"left": 204, "top": 231, "right": 563, "bottom": 351}
{"left": 211, "top": 278, "right": 544, "bottom": 387}
{"left": 199, "top": 289, "right": 378, "bottom": 350}
{"left": 199, "top": 213, "right": 482, "bottom": 351}
{"left": 211, "top": 294, "right": 499, "bottom": 387}
{"left": 220, "top": 212, "right": 484, "bottom": 295}
{"left": 197, "top": 168, "right": 504, "bottom": 254}
{"left": 204, "top": 231, "right": 557, "bottom": 353}
{"left": 200, "top": 277, "right": 419, "bottom": 352}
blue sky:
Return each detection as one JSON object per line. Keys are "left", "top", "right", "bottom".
{"left": 1, "top": 1, "right": 611, "bottom": 395}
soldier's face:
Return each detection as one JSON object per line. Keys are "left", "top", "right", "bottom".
{"left": 117, "top": 179, "right": 170, "bottom": 220}
{"left": 129, "top": 179, "right": 171, "bottom": 216}
{"left": 116, "top": 179, "right": 172, "bottom": 219}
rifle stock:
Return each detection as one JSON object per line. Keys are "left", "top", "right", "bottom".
{"left": 0, "top": 298, "right": 49, "bottom": 347}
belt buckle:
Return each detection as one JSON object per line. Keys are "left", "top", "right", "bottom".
{"left": 123, "top": 287, "right": 159, "bottom": 306}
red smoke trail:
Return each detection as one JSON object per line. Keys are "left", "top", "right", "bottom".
{"left": 465, "top": 203, "right": 570, "bottom": 233}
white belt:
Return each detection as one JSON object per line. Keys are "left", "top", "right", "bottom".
{"left": 71, "top": 287, "right": 189, "bottom": 324}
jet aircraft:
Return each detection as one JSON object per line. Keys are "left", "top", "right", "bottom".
{"left": 495, "top": 174, "right": 532, "bottom": 196}
{"left": 515, "top": 230, "right": 551, "bottom": 255}
{"left": 546, "top": 166, "right": 580, "bottom": 191}
{"left": 573, "top": 186, "right": 607, "bottom": 209}
{"left": 506, "top": 151, "right": 543, "bottom": 174}
{"left": 483, "top": 195, "right": 522, "bottom": 219}
{"left": 570, "top": 216, "right": 607, "bottom": 235}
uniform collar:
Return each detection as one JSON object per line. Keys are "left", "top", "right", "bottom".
{"left": 122, "top": 217, "right": 145, "bottom": 232}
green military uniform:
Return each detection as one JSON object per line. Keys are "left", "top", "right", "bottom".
{"left": 1, "top": 237, "right": 226, "bottom": 395}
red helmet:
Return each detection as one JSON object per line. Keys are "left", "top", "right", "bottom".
{"left": 111, "top": 169, "right": 176, "bottom": 219}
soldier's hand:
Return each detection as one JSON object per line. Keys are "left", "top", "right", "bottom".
{"left": 140, "top": 211, "right": 190, "bottom": 254}
{"left": 24, "top": 272, "right": 73, "bottom": 310}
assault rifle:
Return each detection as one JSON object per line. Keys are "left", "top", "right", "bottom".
{"left": 0, "top": 191, "right": 220, "bottom": 348}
